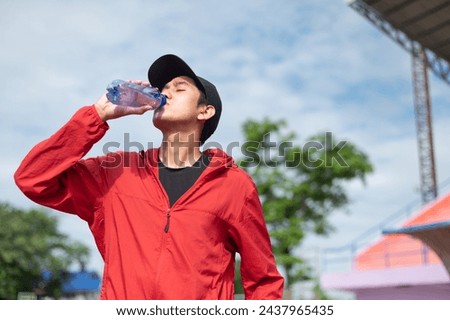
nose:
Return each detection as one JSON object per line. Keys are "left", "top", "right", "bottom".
{"left": 161, "top": 88, "right": 171, "bottom": 99}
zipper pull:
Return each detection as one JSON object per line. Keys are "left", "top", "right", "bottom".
{"left": 164, "top": 209, "right": 171, "bottom": 233}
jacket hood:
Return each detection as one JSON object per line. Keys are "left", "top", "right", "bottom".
{"left": 204, "top": 148, "right": 236, "bottom": 169}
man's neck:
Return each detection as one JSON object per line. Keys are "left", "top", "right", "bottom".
{"left": 159, "top": 132, "right": 202, "bottom": 168}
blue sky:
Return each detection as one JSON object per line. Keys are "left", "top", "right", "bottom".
{"left": 2, "top": 0, "right": 450, "bottom": 294}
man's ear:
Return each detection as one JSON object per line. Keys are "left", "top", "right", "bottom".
{"left": 198, "top": 104, "right": 216, "bottom": 121}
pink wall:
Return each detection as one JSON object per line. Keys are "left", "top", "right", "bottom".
{"left": 354, "top": 284, "right": 450, "bottom": 299}
{"left": 322, "top": 263, "right": 449, "bottom": 291}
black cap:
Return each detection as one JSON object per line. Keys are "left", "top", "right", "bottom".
{"left": 148, "top": 54, "right": 222, "bottom": 145}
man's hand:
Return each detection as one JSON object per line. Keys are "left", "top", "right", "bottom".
{"left": 94, "top": 80, "right": 155, "bottom": 122}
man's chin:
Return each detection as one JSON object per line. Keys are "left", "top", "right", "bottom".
{"left": 152, "top": 115, "right": 169, "bottom": 131}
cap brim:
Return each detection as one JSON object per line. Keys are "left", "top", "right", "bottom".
{"left": 147, "top": 54, "right": 205, "bottom": 94}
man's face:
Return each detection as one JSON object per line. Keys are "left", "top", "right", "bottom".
{"left": 152, "top": 76, "right": 204, "bottom": 134}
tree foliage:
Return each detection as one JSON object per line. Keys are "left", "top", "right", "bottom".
{"left": 238, "top": 118, "right": 373, "bottom": 289}
{"left": 0, "top": 202, "right": 90, "bottom": 299}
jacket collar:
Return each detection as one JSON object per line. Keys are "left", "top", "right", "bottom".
{"left": 144, "top": 148, "right": 236, "bottom": 170}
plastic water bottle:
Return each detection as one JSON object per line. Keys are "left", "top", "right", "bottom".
{"left": 106, "top": 79, "right": 166, "bottom": 109}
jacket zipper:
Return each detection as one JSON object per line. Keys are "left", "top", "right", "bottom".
{"left": 164, "top": 209, "right": 171, "bottom": 233}
{"left": 146, "top": 159, "right": 172, "bottom": 233}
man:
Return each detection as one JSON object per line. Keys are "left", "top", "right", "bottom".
{"left": 14, "top": 54, "right": 284, "bottom": 299}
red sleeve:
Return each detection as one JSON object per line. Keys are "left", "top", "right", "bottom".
{"left": 14, "top": 106, "right": 110, "bottom": 223}
{"left": 230, "top": 183, "right": 285, "bottom": 299}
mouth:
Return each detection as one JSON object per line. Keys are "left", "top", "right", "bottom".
{"left": 154, "top": 103, "right": 167, "bottom": 112}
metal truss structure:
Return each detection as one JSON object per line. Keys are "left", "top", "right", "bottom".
{"left": 347, "top": 0, "right": 450, "bottom": 203}
{"left": 411, "top": 47, "right": 438, "bottom": 203}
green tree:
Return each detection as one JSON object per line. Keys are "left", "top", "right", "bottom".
{"left": 238, "top": 118, "right": 373, "bottom": 292}
{"left": 0, "top": 202, "right": 90, "bottom": 299}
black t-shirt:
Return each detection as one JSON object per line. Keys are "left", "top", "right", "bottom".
{"left": 158, "top": 153, "right": 210, "bottom": 207}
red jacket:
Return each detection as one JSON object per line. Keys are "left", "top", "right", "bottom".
{"left": 14, "top": 106, "right": 284, "bottom": 299}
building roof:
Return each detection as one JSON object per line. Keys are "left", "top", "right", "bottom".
{"left": 384, "top": 220, "right": 450, "bottom": 274}
{"left": 363, "top": 0, "right": 450, "bottom": 63}
{"left": 355, "top": 191, "right": 450, "bottom": 270}
{"left": 61, "top": 271, "right": 101, "bottom": 293}
{"left": 348, "top": 0, "right": 450, "bottom": 84}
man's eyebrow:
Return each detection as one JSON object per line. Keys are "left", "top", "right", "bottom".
{"left": 163, "top": 79, "right": 191, "bottom": 89}
{"left": 173, "top": 79, "right": 191, "bottom": 87}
